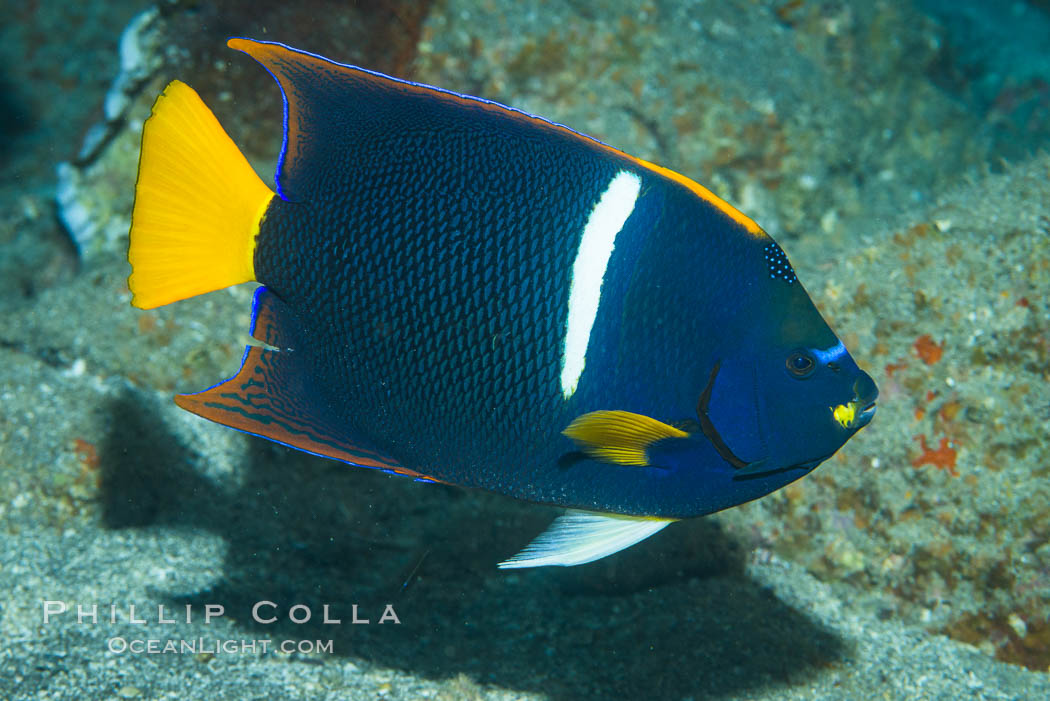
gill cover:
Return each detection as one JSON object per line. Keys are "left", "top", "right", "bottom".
{"left": 703, "top": 280, "right": 875, "bottom": 477}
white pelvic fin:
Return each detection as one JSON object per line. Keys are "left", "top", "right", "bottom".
{"left": 497, "top": 510, "right": 673, "bottom": 569}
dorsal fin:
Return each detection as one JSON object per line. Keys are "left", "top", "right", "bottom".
{"left": 227, "top": 38, "right": 342, "bottom": 202}
{"left": 225, "top": 38, "right": 765, "bottom": 237}
{"left": 226, "top": 37, "right": 588, "bottom": 204}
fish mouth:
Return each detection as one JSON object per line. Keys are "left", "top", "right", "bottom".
{"left": 832, "top": 373, "right": 878, "bottom": 431}
{"left": 852, "top": 400, "right": 877, "bottom": 429}
{"left": 853, "top": 372, "right": 879, "bottom": 430}
{"left": 831, "top": 398, "right": 877, "bottom": 431}
{"left": 832, "top": 390, "right": 878, "bottom": 432}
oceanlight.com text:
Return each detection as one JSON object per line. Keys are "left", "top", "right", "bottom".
{"left": 107, "top": 637, "right": 335, "bottom": 655}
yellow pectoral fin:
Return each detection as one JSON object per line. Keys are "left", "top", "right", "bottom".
{"left": 563, "top": 410, "right": 688, "bottom": 466}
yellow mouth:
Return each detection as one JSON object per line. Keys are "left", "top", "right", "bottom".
{"left": 832, "top": 398, "right": 877, "bottom": 430}
{"left": 832, "top": 402, "right": 857, "bottom": 429}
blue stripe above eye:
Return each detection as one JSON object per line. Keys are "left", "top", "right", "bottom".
{"left": 812, "top": 341, "right": 846, "bottom": 365}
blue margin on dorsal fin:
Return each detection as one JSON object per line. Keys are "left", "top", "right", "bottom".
{"left": 225, "top": 37, "right": 618, "bottom": 204}
{"left": 227, "top": 38, "right": 311, "bottom": 202}
{"left": 226, "top": 37, "right": 765, "bottom": 237}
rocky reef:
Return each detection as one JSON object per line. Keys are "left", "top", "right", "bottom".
{"left": 3, "top": 1, "right": 1050, "bottom": 698}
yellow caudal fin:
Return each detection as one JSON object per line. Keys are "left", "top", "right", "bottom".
{"left": 127, "top": 80, "right": 274, "bottom": 309}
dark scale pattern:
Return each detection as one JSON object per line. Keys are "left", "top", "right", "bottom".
{"left": 254, "top": 66, "right": 630, "bottom": 494}
{"left": 241, "top": 44, "right": 819, "bottom": 517}
{"left": 763, "top": 242, "right": 797, "bottom": 283}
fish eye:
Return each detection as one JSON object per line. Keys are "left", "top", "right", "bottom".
{"left": 786, "top": 351, "right": 815, "bottom": 377}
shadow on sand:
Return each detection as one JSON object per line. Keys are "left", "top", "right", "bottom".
{"left": 99, "top": 392, "right": 845, "bottom": 699}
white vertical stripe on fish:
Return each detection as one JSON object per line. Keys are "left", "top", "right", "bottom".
{"left": 560, "top": 170, "right": 641, "bottom": 399}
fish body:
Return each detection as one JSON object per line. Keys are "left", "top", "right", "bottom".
{"left": 127, "top": 39, "right": 877, "bottom": 566}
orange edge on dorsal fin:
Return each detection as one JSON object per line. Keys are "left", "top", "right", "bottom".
{"left": 225, "top": 38, "right": 766, "bottom": 238}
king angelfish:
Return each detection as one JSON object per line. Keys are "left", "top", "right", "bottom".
{"left": 127, "top": 39, "right": 878, "bottom": 568}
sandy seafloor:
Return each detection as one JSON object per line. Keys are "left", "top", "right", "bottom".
{"left": 2, "top": 1, "right": 1050, "bottom": 699}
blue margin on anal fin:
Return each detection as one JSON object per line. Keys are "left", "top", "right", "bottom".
{"left": 249, "top": 285, "right": 294, "bottom": 348}
{"left": 177, "top": 286, "right": 436, "bottom": 482}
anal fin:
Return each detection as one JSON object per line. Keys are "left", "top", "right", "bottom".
{"left": 498, "top": 510, "right": 674, "bottom": 568}
{"left": 177, "top": 287, "right": 430, "bottom": 481}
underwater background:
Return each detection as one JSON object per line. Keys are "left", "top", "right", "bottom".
{"left": 1, "top": 0, "right": 1049, "bottom": 698}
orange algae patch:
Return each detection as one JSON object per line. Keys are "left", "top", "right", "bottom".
{"left": 72, "top": 438, "right": 100, "bottom": 471}
{"left": 914, "top": 334, "right": 944, "bottom": 365}
{"left": 912, "top": 435, "right": 958, "bottom": 477}
{"left": 938, "top": 400, "right": 963, "bottom": 422}
{"left": 885, "top": 359, "right": 908, "bottom": 377}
